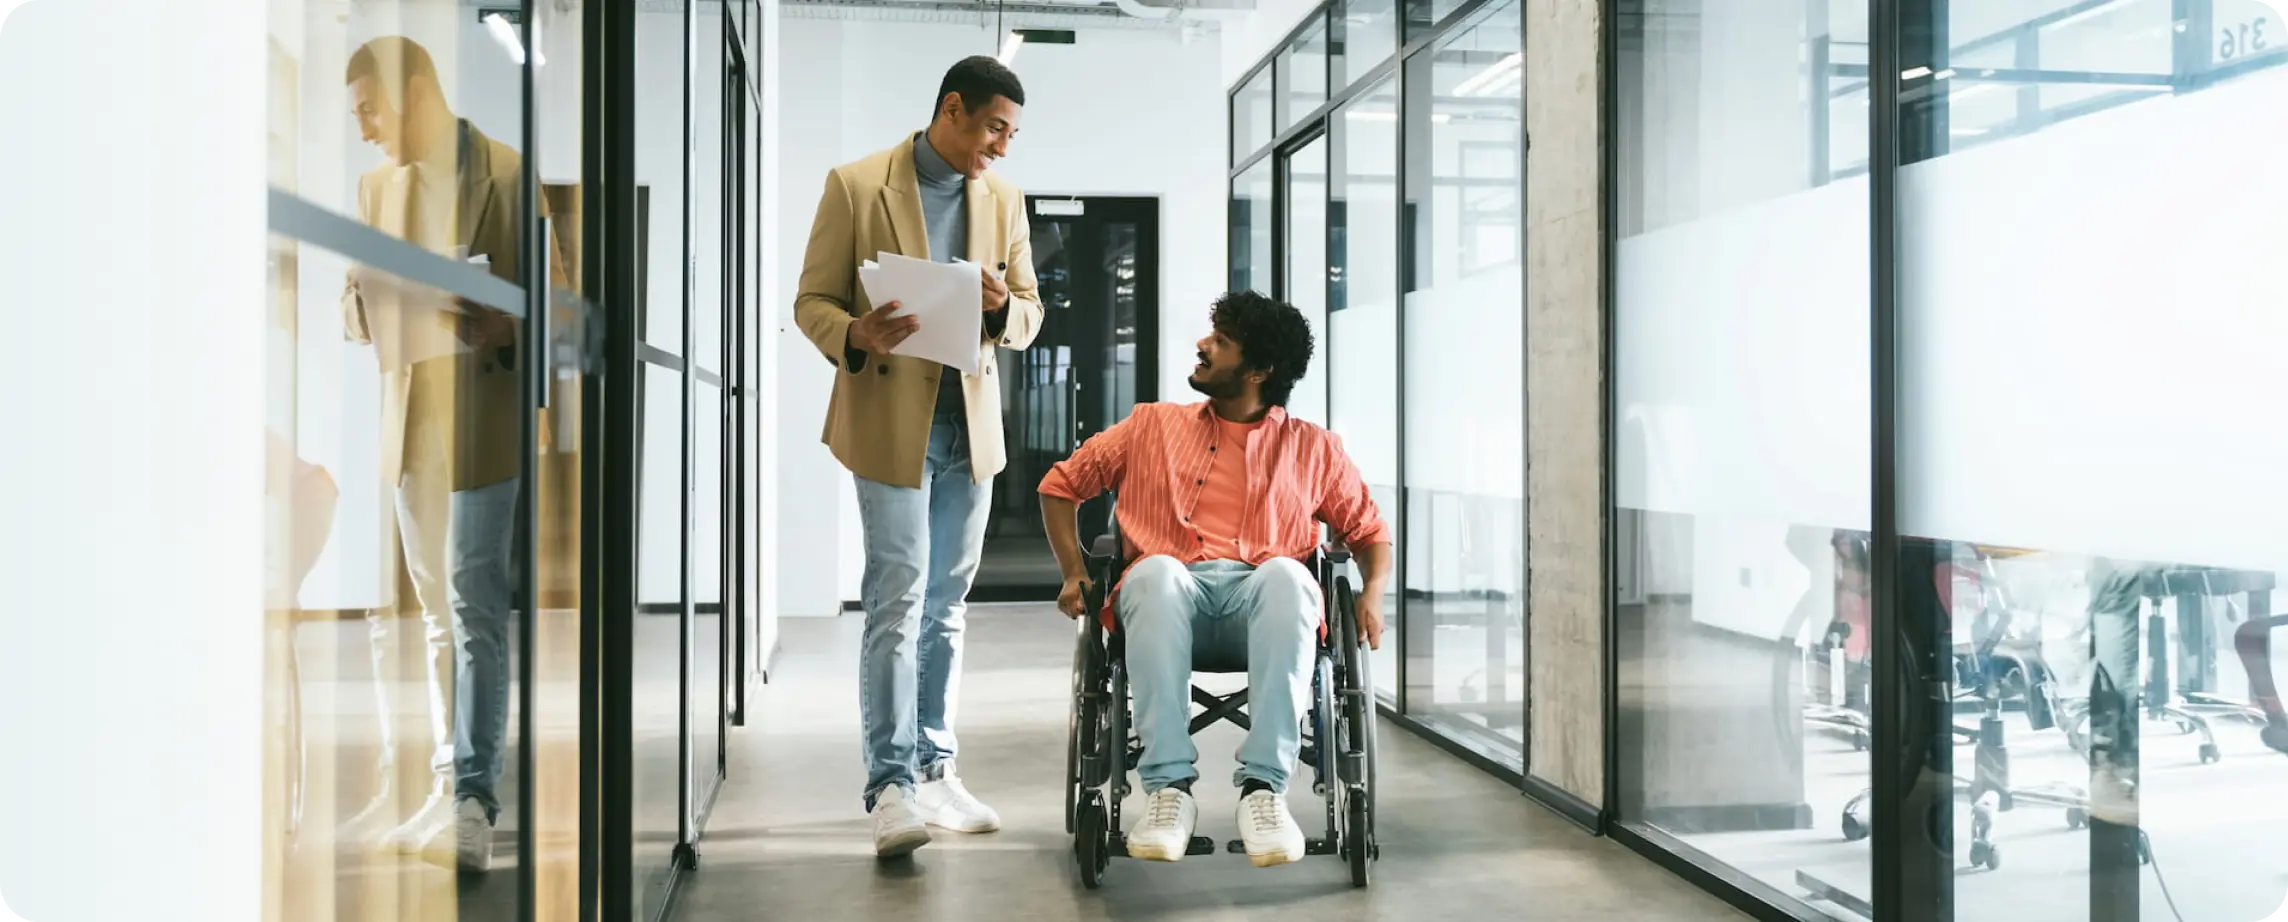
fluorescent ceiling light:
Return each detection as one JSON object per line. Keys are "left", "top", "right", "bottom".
{"left": 1901, "top": 65, "right": 1932, "bottom": 80}
{"left": 1453, "top": 51, "right": 1522, "bottom": 96}
{"left": 998, "top": 31, "right": 1025, "bottom": 65}
{"left": 484, "top": 12, "right": 544, "bottom": 66}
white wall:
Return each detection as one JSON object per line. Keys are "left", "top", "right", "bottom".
{"left": 0, "top": 2, "right": 266, "bottom": 921}
{"left": 773, "top": 18, "right": 1227, "bottom": 614}
{"left": 756, "top": 0, "right": 785, "bottom": 663}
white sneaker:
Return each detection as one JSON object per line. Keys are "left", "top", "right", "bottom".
{"left": 2088, "top": 763, "right": 2138, "bottom": 826}
{"left": 338, "top": 793, "right": 401, "bottom": 846}
{"left": 871, "top": 786, "right": 933, "bottom": 858}
{"left": 453, "top": 799, "right": 494, "bottom": 873}
{"left": 1236, "top": 789, "right": 1306, "bottom": 868}
{"left": 1124, "top": 788, "right": 1198, "bottom": 862}
{"left": 382, "top": 792, "right": 456, "bottom": 853}
{"left": 914, "top": 775, "right": 1002, "bottom": 833}
{"left": 416, "top": 799, "right": 494, "bottom": 872}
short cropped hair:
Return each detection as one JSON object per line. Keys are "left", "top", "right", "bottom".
{"left": 345, "top": 36, "right": 439, "bottom": 97}
{"left": 932, "top": 55, "right": 1026, "bottom": 122}
{"left": 1211, "top": 290, "right": 1314, "bottom": 407}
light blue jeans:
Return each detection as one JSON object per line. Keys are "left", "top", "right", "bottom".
{"left": 374, "top": 470, "right": 520, "bottom": 822}
{"left": 854, "top": 413, "right": 991, "bottom": 809}
{"left": 1117, "top": 556, "right": 1321, "bottom": 794}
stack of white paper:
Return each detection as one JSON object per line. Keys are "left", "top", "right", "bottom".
{"left": 355, "top": 252, "right": 496, "bottom": 370}
{"left": 856, "top": 250, "right": 983, "bottom": 377}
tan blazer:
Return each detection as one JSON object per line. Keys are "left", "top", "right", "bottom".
{"left": 340, "top": 120, "right": 530, "bottom": 494}
{"left": 794, "top": 137, "right": 1045, "bottom": 489}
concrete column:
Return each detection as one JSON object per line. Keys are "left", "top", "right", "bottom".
{"left": 1523, "top": 0, "right": 1606, "bottom": 807}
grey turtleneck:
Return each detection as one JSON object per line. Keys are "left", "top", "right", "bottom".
{"left": 912, "top": 132, "right": 970, "bottom": 416}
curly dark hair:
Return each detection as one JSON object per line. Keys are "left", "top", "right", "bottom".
{"left": 1211, "top": 290, "right": 1314, "bottom": 407}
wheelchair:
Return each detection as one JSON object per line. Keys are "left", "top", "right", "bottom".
{"left": 1064, "top": 525, "right": 1381, "bottom": 889}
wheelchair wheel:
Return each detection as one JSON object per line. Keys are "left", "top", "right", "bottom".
{"left": 1067, "top": 618, "right": 1092, "bottom": 835}
{"left": 1330, "top": 577, "right": 1379, "bottom": 883}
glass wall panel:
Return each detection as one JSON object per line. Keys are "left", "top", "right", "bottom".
{"left": 265, "top": 0, "right": 539, "bottom": 915}
{"left": 265, "top": 233, "right": 532, "bottom": 919}
{"left": 1278, "top": 14, "right": 1329, "bottom": 132}
{"left": 1398, "top": 0, "right": 1524, "bottom": 759}
{"left": 1230, "top": 161, "right": 1274, "bottom": 296}
{"left": 1403, "top": 0, "right": 1461, "bottom": 43}
{"left": 530, "top": 1, "right": 588, "bottom": 916}
{"left": 688, "top": 2, "right": 729, "bottom": 822}
{"left": 1331, "top": 76, "right": 1401, "bottom": 701}
{"left": 634, "top": 363, "right": 684, "bottom": 917}
{"left": 1613, "top": 0, "right": 1872, "bottom": 911}
{"left": 693, "top": 376, "right": 726, "bottom": 812}
{"left": 1233, "top": 67, "right": 1274, "bottom": 164}
{"left": 1284, "top": 136, "right": 1328, "bottom": 425}
{"left": 631, "top": 3, "right": 693, "bottom": 914}
{"left": 1335, "top": 0, "right": 1400, "bottom": 90}
{"left": 1898, "top": 3, "right": 2288, "bottom": 921}
{"left": 695, "top": 4, "right": 726, "bottom": 375}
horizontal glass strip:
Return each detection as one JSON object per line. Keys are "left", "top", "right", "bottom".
{"left": 266, "top": 188, "right": 527, "bottom": 317}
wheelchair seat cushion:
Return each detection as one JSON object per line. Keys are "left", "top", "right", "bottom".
{"left": 1192, "top": 645, "right": 1249, "bottom": 674}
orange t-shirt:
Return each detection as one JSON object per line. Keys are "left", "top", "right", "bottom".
{"left": 1189, "top": 415, "right": 1262, "bottom": 561}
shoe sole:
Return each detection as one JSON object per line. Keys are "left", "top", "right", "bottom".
{"left": 1246, "top": 844, "right": 1304, "bottom": 868}
{"left": 412, "top": 841, "right": 491, "bottom": 874}
{"left": 1125, "top": 840, "right": 1188, "bottom": 862}
{"left": 925, "top": 817, "right": 1002, "bottom": 834}
{"left": 875, "top": 827, "right": 933, "bottom": 858}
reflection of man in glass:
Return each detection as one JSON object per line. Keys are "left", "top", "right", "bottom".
{"left": 337, "top": 35, "right": 523, "bottom": 873}
{"left": 2083, "top": 557, "right": 2149, "bottom": 828}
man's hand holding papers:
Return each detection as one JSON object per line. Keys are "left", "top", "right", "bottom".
{"left": 855, "top": 251, "right": 989, "bottom": 377}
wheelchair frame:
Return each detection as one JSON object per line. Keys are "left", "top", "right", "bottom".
{"left": 1064, "top": 532, "right": 1381, "bottom": 889}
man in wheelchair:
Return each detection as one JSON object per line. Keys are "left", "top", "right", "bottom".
{"left": 1037, "top": 291, "right": 1392, "bottom": 868}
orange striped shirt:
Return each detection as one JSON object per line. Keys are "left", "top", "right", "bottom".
{"left": 1038, "top": 402, "right": 1393, "bottom": 573}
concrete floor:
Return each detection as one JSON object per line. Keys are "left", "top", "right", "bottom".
{"left": 669, "top": 603, "right": 1744, "bottom": 922}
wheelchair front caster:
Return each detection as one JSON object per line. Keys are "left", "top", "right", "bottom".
{"left": 2066, "top": 807, "right": 2088, "bottom": 830}
{"left": 1841, "top": 812, "right": 1868, "bottom": 842}
{"left": 1970, "top": 841, "right": 2000, "bottom": 871}
{"left": 2199, "top": 743, "right": 2221, "bottom": 764}
{"left": 1074, "top": 791, "right": 1109, "bottom": 889}
{"left": 1345, "top": 791, "right": 1372, "bottom": 888}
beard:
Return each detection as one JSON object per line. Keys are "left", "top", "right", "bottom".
{"left": 1187, "top": 365, "right": 1244, "bottom": 400}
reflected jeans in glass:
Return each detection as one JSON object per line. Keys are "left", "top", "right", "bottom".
{"left": 2085, "top": 556, "right": 2151, "bottom": 777}
{"left": 1117, "top": 556, "right": 1321, "bottom": 794}
{"left": 854, "top": 413, "right": 990, "bottom": 810}
{"left": 367, "top": 465, "right": 520, "bottom": 823}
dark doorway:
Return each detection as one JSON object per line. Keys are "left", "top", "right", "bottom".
{"left": 972, "top": 196, "right": 1160, "bottom": 602}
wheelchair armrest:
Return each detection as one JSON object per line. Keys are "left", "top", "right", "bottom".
{"left": 1089, "top": 534, "right": 1119, "bottom": 559}
{"left": 1322, "top": 539, "right": 1352, "bottom": 564}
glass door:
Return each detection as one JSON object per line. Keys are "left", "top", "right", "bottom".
{"left": 971, "top": 196, "right": 1160, "bottom": 601}
{"left": 1280, "top": 133, "right": 1331, "bottom": 425}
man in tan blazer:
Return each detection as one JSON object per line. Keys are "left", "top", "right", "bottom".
{"left": 336, "top": 35, "right": 532, "bottom": 874}
{"left": 794, "top": 55, "right": 1044, "bottom": 857}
